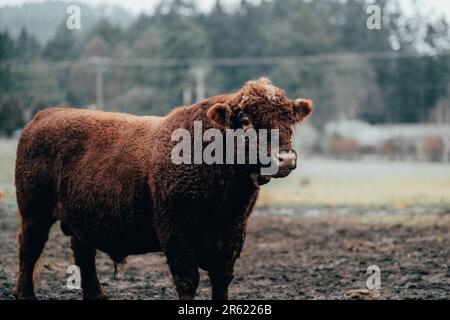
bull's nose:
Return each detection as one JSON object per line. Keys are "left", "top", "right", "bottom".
{"left": 276, "top": 149, "right": 297, "bottom": 171}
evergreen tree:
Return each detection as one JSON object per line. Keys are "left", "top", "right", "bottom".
{"left": 43, "top": 23, "right": 77, "bottom": 61}
{"left": 15, "top": 27, "right": 41, "bottom": 62}
{"left": 0, "top": 31, "right": 14, "bottom": 93}
{"left": 0, "top": 94, "right": 24, "bottom": 137}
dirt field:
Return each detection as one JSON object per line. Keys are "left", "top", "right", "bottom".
{"left": 1, "top": 208, "right": 449, "bottom": 300}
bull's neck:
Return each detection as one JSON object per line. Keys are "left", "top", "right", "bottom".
{"left": 167, "top": 102, "right": 214, "bottom": 132}
{"left": 162, "top": 101, "right": 260, "bottom": 192}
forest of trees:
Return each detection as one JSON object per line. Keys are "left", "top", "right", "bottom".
{"left": 0, "top": 0, "right": 450, "bottom": 136}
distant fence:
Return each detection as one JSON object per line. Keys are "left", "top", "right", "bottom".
{"left": 295, "top": 121, "right": 450, "bottom": 162}
{"left": 2, "top": 52, "right": 450, "bottom": 158}
{"left": 7, "top": 52, "right": 450, "bottom": 112}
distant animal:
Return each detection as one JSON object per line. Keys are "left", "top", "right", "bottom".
{"left": 14, "top": 78, "right": 313, "bottom": 300}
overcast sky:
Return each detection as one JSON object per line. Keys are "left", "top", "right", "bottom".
{"left": 1, "top": 0, "right": 450, "bottom": 19}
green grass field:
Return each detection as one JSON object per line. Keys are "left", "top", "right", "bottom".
{"left": 1, "top": 138, "right": 450, "bottom": 210}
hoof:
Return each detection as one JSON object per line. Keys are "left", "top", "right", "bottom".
{"left": 83, "top": 293, "right": 108, "bottom": 300}
{"left": 14, "top": 293, "right": 37, "bottom": 300}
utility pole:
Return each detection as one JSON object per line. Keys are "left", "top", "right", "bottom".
{"left": 183, "top": 87, "right": 192, "bottom": 105}
{"left": 95, "top": 66, "right": 104, "bottom": 110}
{"left": 443, "top": 83, "right": 450, "bottom": 162}
{"left": 89, "top": 56, "right": 108, "bottom": 110}
{"left": 191, "top": 66, "right": 207, "bottom": 102}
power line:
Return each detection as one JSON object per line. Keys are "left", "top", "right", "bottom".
{"left": 5, "top": 52, "right": 450, "bottom": 72}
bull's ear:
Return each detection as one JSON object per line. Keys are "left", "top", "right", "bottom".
{"left": 207, "top": 103, "right": 232, "bottom": 128}
{"left": 293, "top": 99, "right": 313, "bottom": 122}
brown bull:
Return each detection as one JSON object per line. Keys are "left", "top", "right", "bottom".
{"left": 14, "top": 78, "right": 313, "bottom": 300}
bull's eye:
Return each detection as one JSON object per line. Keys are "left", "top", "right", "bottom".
{"left": 241, "top": 118, "right": 251, "bottom": 130}
{"left": 235, "top": 108, "right": 244, "bottom": 120}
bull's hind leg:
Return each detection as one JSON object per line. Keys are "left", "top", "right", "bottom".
{"left": 70, "top": 237, "right": 107, "bottom": 300}
{"left": 14, "top": 216, "right": 54, "bottom": 300}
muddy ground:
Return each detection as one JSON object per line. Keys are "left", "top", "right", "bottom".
{"left": 1, "top": 208, "right": 450, "bottom": 300}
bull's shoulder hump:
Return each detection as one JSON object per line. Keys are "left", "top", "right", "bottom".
{"left": 140, "top": 115, "right": 164, "bottom": 125}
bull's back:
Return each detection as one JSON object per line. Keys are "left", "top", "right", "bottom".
{"left": 16, "top": 108, "right": 109, "bottom": 191}
{"left": 15, "top": 108, "right": 160, "bottom": 219}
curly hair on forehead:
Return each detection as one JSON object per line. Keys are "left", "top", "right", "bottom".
{"left": 228, "top": 77, "right": 291, "bottom": 110}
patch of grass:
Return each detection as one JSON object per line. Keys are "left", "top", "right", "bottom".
{"left": 258, "top": 158, "right": 450, "bottom": 209}
{"left": 1, "top": 140, "right": 450, "bottom": 210}
{"left": 0, "top": 139, "right": 18, "bottom": 210}
{"left": 0, "top": 139, "right": 16, "bottom": 185}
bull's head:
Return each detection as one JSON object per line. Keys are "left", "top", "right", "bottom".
{"left": 207, "top": 77, "right": 313, "bottom": 185}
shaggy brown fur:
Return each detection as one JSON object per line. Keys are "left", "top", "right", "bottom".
{"left": 14, "top": 78, "right": 313, "bottom": 300}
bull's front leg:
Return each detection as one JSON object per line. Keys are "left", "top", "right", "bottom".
{"left": 159, "top": 229, "right": 199, "bottom": 300}
{"left": 170, "top": 262, "right": 200, "bottom": 300}
{"left": 208, "top": 229, "right": 245, "bottom": 300}
{"left": 208, "top": 269, "right": 235, "bottom": 300}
